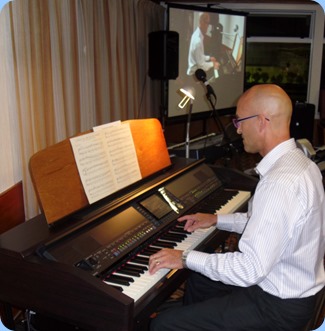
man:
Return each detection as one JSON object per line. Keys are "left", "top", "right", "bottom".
{"left": 149, "top": 84, "right": 325, "bottom": 331}
{"left": 187, "top": 12, "right": 220, "bottom": 76}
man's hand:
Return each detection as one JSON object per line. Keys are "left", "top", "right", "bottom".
{"left": 213, "top": 61, "right": 220, "bottom": 70}
{"left": 178, "top": 213, "right": 218, "bottom": 232}
{"left": 149, "top": 248, "right": 183, "bottom": 275}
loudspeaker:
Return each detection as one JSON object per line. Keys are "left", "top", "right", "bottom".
{"left": 148, "top": 31, "right": 179, "bottom": 80}
{"left": 290, "top": 102, "right": 315, "bottom": 143}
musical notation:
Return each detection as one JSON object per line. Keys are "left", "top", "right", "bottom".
{"left": 70, "top": 123, "right": 141, "bottom": 204}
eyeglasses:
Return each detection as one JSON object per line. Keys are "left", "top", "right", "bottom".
{"left": 232, "top": 114, "right": 269, "bottom": 129}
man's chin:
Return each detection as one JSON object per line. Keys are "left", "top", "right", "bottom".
{"left": 243, "top": 143, "right": 254, "bottom": 154}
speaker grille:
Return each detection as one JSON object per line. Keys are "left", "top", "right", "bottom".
{"left": 148, "top": 31, "right": 179, "bottom": 80}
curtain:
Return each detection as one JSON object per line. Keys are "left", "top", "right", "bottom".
{"left": 0, "top": 0, "right": 164, "bottom": 219}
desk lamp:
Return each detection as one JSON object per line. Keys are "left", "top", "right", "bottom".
{"left": 178, "top": 87, "right": 195, "bottom": 158}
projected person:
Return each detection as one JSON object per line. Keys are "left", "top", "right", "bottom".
{"left": 149, "top": 84, "right": 325, "bottom": 331}
{"left": 204, "top": 13, "right": 223, "bottom": 58}
{"left": 187, "top": 12, "right": 220, "bottom": 76}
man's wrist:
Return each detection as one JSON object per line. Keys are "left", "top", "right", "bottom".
{"left": 182, "top": 250, "right": 191, "bottom": 268}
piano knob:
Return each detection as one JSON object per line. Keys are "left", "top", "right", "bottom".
{"left": 76, "top": 257, "right": 98, "bottom": 271}
{"left": 76, "top": 259, "right": 94, "bottom": 271}
{"left": 87, "top": 256, "right": 99, "bottom": 266}
{"left": 176, "top": 202, "right": 184, "bottom": 209}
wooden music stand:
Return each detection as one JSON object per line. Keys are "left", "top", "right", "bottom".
{"left": 29, "top": 118, "right": 171, "bottom": 225}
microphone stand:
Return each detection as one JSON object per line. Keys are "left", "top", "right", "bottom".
{"left": 204, "top": 85, "right": 241, "bottom": 165}
{"left": 205, "top": 87, "right": 230, "bottom": 144}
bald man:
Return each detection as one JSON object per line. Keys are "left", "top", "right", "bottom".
{"left": 149, "top": 84, "right": 325, "bottom": 331}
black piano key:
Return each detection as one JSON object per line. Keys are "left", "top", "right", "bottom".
{"left": 160, "top": 233, "right": 184, "bottom": 242}
{"left": 170, "top": 232, "right": 187, "bottom": 239}
{"left": 169, "top": 229, "right": 188, "bottom": 237}
{"left": 106, "top": 278, "right": 130, "bottom": 286}
{"left": 196, "top": 190, "right": 234, "bottom": 210}
{"left": 171, "top": 226, "right": 190, "bottom": 235}
{"left": 132, "top": 256, "right": 149, "bottom": 265}
{"left": 210, "top": 190, "right": 238, "bottom": 209}
{"left": 106, "top": 274, "right": 134, "bottom": 286}
{"left": 197, "top": 206, "right": 216, "bottom": 213}
{"left": 109, "top": 285, "right": 123, "bottom": 292}
{"left": 174, "top": 223, "right": 187, "bottom": 230}
{"left": 124, "top": 263, "right": 147, "bottom": 273}
{"left": 141, "top": 247, "right": 160, "bottom": 256}
{"left": 118, "top": 268, "right": 141, "bottom": 277}
{"left": 118, "top": 263, "right": 148, "bottom": 276}
{"left": 151, "top": 240, "right": 176, "bottom": 248}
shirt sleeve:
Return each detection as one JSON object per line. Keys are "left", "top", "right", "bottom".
{"left": 186, "top": 179, "right": 303, "bottom": 287}
{"left": 217, "top": 212, "right": 248, "bottom": 234}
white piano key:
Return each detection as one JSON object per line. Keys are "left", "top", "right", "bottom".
{"left": 216, "top": 190, "right": 251, "bottom": 214}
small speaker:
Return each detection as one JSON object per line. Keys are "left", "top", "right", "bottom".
{"left": 290, "top": 102, "right": 315, "bottom": 143}
{"left": 148, "top": 31, "right": 179, "bottom": 80}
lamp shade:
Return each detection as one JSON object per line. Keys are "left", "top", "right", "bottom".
{"left": 178, "top": 87, "right": 195, "bottom": 109}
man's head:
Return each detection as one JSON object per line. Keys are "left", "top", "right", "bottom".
{"left": 235, "top": 84, "right": 292, "bottom": 157}
{"left": 199, "top": 13, "right": 210, "bottom": 35}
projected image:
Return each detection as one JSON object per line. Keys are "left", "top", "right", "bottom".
{"left": 168, "top": 5, "right": 246, "bottom": 118}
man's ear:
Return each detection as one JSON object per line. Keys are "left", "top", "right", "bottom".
{"left": 258, "top": 115, "right": 268, "bottom": 132}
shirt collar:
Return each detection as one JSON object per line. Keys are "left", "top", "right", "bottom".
{"left": 255, "top": 138, "right": 296, "bottom": 178}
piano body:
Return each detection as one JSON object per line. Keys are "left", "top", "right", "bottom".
{"left": 0, "top": 119, "right": 258, "bottom": 331}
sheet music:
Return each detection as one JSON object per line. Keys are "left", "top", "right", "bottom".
{"left": 101, "top": 123, "right": 141, "bottom": 189}
{"left": 70, "top": 123, "right": 141, "bottom": 204}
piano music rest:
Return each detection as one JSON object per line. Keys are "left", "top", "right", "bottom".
{"left": 29, "top": 118, "right": 171, "bottom": 225}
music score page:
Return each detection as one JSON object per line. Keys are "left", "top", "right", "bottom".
{"left": 70, "top": 122, "right": 141, "bottom": 204}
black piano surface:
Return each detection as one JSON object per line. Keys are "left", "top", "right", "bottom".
{"left": 0, "top": 158, "right": 258, "bottom": 331}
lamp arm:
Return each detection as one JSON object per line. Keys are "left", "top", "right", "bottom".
{"left": 185, "top": 100, "right": 193, "bottom": 158}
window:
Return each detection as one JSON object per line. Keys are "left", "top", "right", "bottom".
{"left": 245, "top": 12, "right": 312, "bottom": 102}
{"left": 246, "top": 14, "right": 311, "bottom": 38}
{"left": 245, "top": 42, "right": 310, "bottom": 101}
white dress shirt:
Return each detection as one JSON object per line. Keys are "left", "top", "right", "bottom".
{"left": 186, "top": 139, "right": 325, "bottom": 299}
{"left": 187, "top": 27, "right": 214, "bottom": 75}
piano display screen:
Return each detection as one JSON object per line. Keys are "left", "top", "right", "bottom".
{"left": 46, "top": 207, "right": 153, "bottom": 264}
{"left": 165, "top": 166, "right": 219, "bottom": 198}
{"left": 140, "top": 194, "right": 172, "bottom": 220}
{"left": 89, "top": 207, "right": 149, "bottom": 245}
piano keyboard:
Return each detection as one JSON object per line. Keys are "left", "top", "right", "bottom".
{"left": 103, "top": 190, "right": 251, "bottom": 303}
